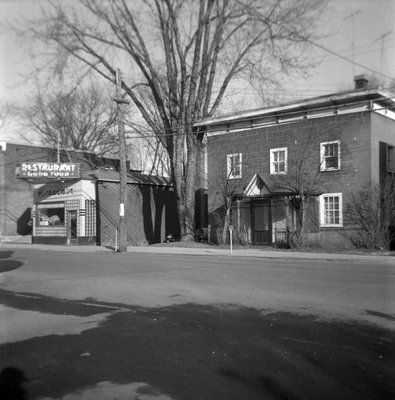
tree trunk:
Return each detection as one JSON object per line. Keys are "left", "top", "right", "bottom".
{"left": 182, "top": 137, "right": 198, "bottom": 241}
{"left": 299, "top": 197, "right": 308, "bottom": 248}
{"left": 172, "top": 126, "right": 199, "bottom": 242}
{"left": 222, "top": 198, "right": 231, "bottom": 244}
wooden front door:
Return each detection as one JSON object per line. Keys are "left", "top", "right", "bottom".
{"left": 252, "top": 200, "right": 271, "bottom": 245}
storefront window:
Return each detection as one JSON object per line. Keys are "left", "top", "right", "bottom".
{"left": 37, "top": 203, "right": 65, "bottom": 226}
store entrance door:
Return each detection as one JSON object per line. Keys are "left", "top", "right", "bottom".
{"left": 67, "top": 211, "right": 77, "bottom": 244}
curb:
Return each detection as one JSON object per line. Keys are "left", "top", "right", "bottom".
{"left": 1, "top": 242, "right": 393, "bottom": 263}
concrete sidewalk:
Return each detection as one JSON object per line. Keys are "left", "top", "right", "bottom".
{"left": 1, "top": 242, "right": 394, "bottom": 263}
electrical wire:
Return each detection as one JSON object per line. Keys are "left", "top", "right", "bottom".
{"left": 243, "top": 4, "right": 395, "bottom": 82}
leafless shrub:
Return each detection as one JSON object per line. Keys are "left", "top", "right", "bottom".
{"left": 344, "top": 175, "right": 395, "bottom": 250}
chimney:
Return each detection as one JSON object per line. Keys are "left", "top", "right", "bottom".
{"left": 354, "top": 74, "right": 369, "bottom": 90}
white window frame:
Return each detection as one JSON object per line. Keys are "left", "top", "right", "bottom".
{"left": 319, "top": 193, "right": 343, "bottom": 227}
{"left": 320, "top": 140, "right": 341, "bottom": 171}
{"left": 270, "top": 147, "right": 288, "bottom": 175}
{"left": 227, "top": 153, "right": 242, "bottom": 179}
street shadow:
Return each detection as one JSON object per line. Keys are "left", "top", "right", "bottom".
{"left": 0, "top": 367, "right": 29, "bottom": 400}
{"left": 0, "top": 251, "right": 14, "bottom": 259}
{"left": 0, "top": 259, "right": 24, "bottom": 273}
{"left": 218, "top": 368, "right": 300, "bottom": 400}
{"left": 0, "top": 288, "right": 112, "bottom": 316}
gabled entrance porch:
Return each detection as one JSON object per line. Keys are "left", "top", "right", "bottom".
{"left": 231, "top": 173, "right": 294, "bottom": 246}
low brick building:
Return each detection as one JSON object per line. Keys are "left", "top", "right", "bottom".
{"left": 195, "top": 77, "right": 395, "bottom": 248}
{"left": 0, "top": 142, "right": 179, "bottom": 246}
{"left": 89, "top": 169, "right": 178, "bottom": 247}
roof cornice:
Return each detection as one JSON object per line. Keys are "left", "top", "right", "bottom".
{"left": 194, "top": 88, "right": 395, "bottom": 128}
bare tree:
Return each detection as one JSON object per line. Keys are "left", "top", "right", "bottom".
{"left": 0, "top": 101, "right": 12, "bottom": 131}
{"left": 19, "top": 84, "right": 118, "bottom": 157}
{"left": 20, "top": 0, "right": 325, "bottom": 240}
{"left": 208, "top": 158, "right": 249, "bottom": 245}
{"left": 344, "top": 175, "right": 395, "bottom": 250}
{"left": 272, "top": 134, "right": 325, "bottom": 248}
{"left": 221, "top": 162, "right": 246, "bottom": 244}
{"left": 124, "top": 117, "right": 171, "bottom": 176}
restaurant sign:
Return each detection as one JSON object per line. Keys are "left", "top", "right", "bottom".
{"left": 16, "top": 162, "right": 81, "bottom": 179}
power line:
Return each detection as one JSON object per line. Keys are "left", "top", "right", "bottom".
{"left": 245, "top": 4, "right": 395, "bottom": 82}
{"left": 321, "top": 44, "right": 395, "bottom": 66}
{"left": 309, "top": 42, "right": 394, "bottom": 81}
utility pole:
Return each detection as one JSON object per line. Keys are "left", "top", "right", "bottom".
{"left": 57, "top": 130, "right": 60, "bottom": 163}
{"left": 114, "top": 68, "right": 129, "bottom": 253}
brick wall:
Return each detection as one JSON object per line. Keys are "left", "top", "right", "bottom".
{"left": 97, "top": 181, "right": 179, "bottom": 246}
{"left": 208, "top": 113, "right": 372, "bottom": 201}
{"left": 207, "top": 112, "right": 373, "bottom": 246}
{"left": 0, "top": 144, "right": 37, "bottom": 241}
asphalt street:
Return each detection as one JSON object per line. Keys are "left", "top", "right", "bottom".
{"left": 0, "top": 247, "right": 394, "bottom": 326}
{"left": 0, "top": 247, "right": 394, "bottom": 400}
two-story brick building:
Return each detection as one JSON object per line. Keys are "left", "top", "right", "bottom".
{"left": 0, "top": 142, "right": 179, "bottom": 246}
{"left": 195, "top": 77, "right": 395, "bottom": 248}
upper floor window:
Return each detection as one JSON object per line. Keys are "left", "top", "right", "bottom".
{"left": 387, "top": 145, "right": 395, "bottom": 173}
{"left": 320, "top": 141, "right": 340, "bottom": 171}
{"left": 319, "top": 193, "right": 343, "bottom": 227}
{"left": 270, "top": 147, "right": 287, "bottom": 174}
{"left": 227, "top": 153, "right": 242, "bottom": 179}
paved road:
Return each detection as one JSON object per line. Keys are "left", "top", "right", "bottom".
{"left": 1, "top": 247, "right": 394, "bottom": 327}
{"left": 0, "top": 247, "right": 394, "bottom": 400}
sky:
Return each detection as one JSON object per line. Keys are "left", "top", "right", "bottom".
{"left": 0, "top": 0, "right": 394, "bottom": 143}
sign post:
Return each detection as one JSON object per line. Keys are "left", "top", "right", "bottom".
{"left": 229, "top": 225, "right": 233, "bottom": 256}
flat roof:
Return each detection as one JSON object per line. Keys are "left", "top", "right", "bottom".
{"left": 85, "top": 169, "right": 172, "bottom": 186}
{"left": 194, "top": 87, "right": 395, "bottom": 128}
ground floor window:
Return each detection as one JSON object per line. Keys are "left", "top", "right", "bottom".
{"left": 37, "top": 202, "right": 65, "bottom": 226}
{"left": 319, "top": 193, "right": 342, "bottom": 227}
{"left": 85, "top": 199, "right": 96, "bottom": 236}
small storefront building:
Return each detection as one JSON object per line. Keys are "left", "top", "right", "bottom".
{"left": 32, "top": 179, "right": 97, "bottom": 245}
{"left": 1, "top": 142, "right": 178, "bottom": 246}
{"left": 30, "top": 168, "right": 179, "bottom": 246}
